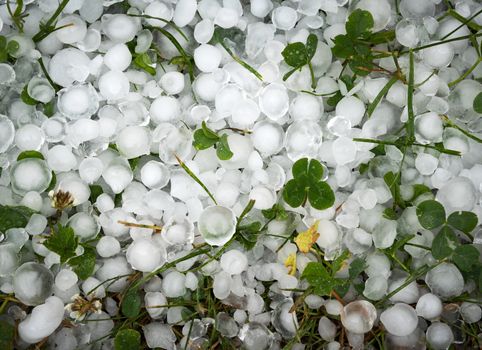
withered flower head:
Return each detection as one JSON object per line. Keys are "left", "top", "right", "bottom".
{"left": 49, "top": 190, "right": 75, "bottom": 210}
{"left": 65, "top": 294, "right": 102, "bottom": 321}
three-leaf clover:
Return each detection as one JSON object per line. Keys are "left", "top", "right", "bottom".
{"left": 282, "top": 33, "right": 318, "bottom": 88}
{"left": 416, "top": 200, "right": 480, "bottom": 272}
{"left": 283, "top": 158, "right": 335, "bottom": 210}
{"left": 193, "top": 121, "right": 233, "bottom": 160}
{"left": 332, "top": 9, "right": 394, "bottom": 76}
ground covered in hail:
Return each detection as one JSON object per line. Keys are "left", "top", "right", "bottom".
{"left": 0, "top": 0, "right": 481, "bottom": 349}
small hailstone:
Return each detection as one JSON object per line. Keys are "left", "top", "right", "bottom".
{"left": 426, "top": 322, "right": 454, "bottom": 350}
{"left": 145, "top": 292, "right": 167, "bottom": 319}
{"left": 318, "top": 316, "right": 337, "bottom": 341}
{"left": 315, "top": 220, "right": 339, "bottom": 249}
{"left": 415, "top": 153, "right": 438, "bottom": 176}
{"left": 55, "top": 269, "right": 78, "bottom": 291}
{"left": 325, "top": 300, "right": 343, "bottom": 316}
{"left": 416, "top": 293, "right": 443, "bottom": 320}
{"left": 126, "top": 238, "right": 164, "bottom": 272}
{"left": 335, "top": 96, "right": 365, "bottom": 126}
{"left": 220, "top": 250, "right": 248, "bottom": 275}
{"left": 380, "top": 303, "right": 418, "bottom": 337}
{"left": 96, "top": 236, "right": 121, "bottom": 258}
{"left": 162, "top": 271, "right": 186, "bottom": 298}
{"left": 340, "top": 300, "right": 377, "bottom": 334}
{"left": 460, "top": 302, "right": 482, "bottom": 324}
{"left": 388, "top": 279, "right": 419, "bottom": 304}
{"left": 160, "top": 71, "right": 185, "bottom": 95}
{"left": 194, "top": 44, "right": 222, "bottom": 73}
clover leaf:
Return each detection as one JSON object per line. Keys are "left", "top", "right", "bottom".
{"left": 282, "top": 34, "right": 318, "bottom": 88}
{"left": 193, "top": 121, "right": 233, "bottom": 160}
{"left": 283, "top": 158, "right": 335, "bottom": 210}
{"left": 416, "top": 200, "right": 446, "bottom": 230}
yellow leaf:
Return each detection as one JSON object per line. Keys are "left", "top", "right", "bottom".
{"left": 294, "top": 220, "right": 320, "bottom": 253}
{"left": 284, "top": 253, "right": 297, "bottom": 276}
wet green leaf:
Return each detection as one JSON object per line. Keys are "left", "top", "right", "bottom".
{"left": 0, "top": 205, "right": 35, "bottom": 233}
{"left": 69, "top": 247, "right": 96, "bottom": 280}
{"left": 121, "top": 290, "right": 142, "bottom": 319}
{"left": 474, "top": 92, "right": 482, "bottom": 114}
{"left": 447, "top": 211, "right": 478, "bottom": 233}
{"left": 346, "top": 9, "right": 374, "bottom": 39}
{"left": 114, "top": 329, "right": 141, "bottom": 350}
{"left": 17, "top": 150, "right": 44, "bottom": 161}
{"left": 216, "top": 134, "right": 233, "bottom": 160}
{"left": 307, "top": 181, "right": 335, "bottom": 210}
{"left": 283, "top": 179, "right": 306, "bottom": 208}
{"left": 432, "top": 225, "right": 458, "bottom": 260}
{"left": 453, "top": 245, "right": 480, "bottom": 272}
{"left": 43, "top": 225, "right": 79, "bottom": 264}
{"left": 282, "top": 42, "right": 307, "bottom": 68}
{"left": 416, "top": 200, "right": 446, "bottom": 230}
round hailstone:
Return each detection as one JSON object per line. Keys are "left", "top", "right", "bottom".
{"left": 0, "top": 63, "right": 15, "bottom": 84}
{"left": 162, "top": 218, "right": 195, "bottom": 246}
{"left": 10, "top": 158, "right": 52, "bottom": 196}
{"left": 194, "top": 18, "right": 214, "bottom": 44}
{"left": 79, "top": 157, "right": 104, "bottom": 184}
{"left": 414, "top": 112, "right": 444, "bottom": 144}
{"left": 101, "top": 14, "right": 138, "bottom": 43}
{"left": 425, "top": 263, "right": 464, "bottom": 298}
{"left": 220, "top": 250, "right": 248, "bottom": 275}
{"left": 289, "top": 94, "right": 323, "bottom": 121}
{"left": 194, "top": 44, "right": 222, "bottom": 72}
{"left": 271, "top": 299, "right": 298, "bottom": 339}
{"left": 162, "top": 271, "right": 186, "bottom": 298}
{"left": 126, "top": 238, "right": 165, "bottom": 272}
{"left": 251, "top": 121, "right": 284, "bottom": 157}
{"left": 435, "top": 177, "right": 476, "bottom": 214}
{"left": 55, "top": 15, "right": 87, "bottom": 44}
{"left": 27, "top": 77, "right": 55, "bottom": 103}
{"left": 18, "top": 296, "right": 64, "bottom": 344}
{"left": 356, "top": 0, "right": 391, "bottom": 32}
{"left": 160, "top": 71, "right": 185, "bottom": 95}
{"left": 98, "top": 70, "right": 130, "bottom": 100}
{"left": 219, "top": 134, "right": 253, "bottom": 170}
{"left": 340, "top": 300, "right": 377, "bottom": 334}
{"left": 335, "top": 95, "right": 366, "bottom": 126}
{"left": 426, "top": 322, "right": 454, "bottom": 350}
{"left": 140, "top": 161, "right": 170, "bottom": 189}
{"left": 173, "top": 0, "right": 197, "bottom": 27}
{"left": 57, "top": 83, "right": 99, "bottom": 119}
{"left": 41, "top": 117, "right": 66, "bottom": 143}
{"left": 68, "top": 212, "right": 100, "bottom": 241}
{"left": 46, "top": 145, "right": 77, "bottom": 172}
{"left": 422, "top": 42, "right": 454, "bottom": 69}
{"left": 232, "top": 98, "right": 260, "bottom": 128}
{"left": 115, "top": 126, "right": 151, "bottom": 159}
{"left": 96, "top": 236, "right": 121, "bottom": 258}
{"left": 14, "top": 124, "right": 44, "bottom": 151}
{"left": 259, "top": 83, "right": 289, "bottom": 121}
{"left": 144, "top": 1, "right": 173, "bottom": 27}
{"left": 415, "top": 153, "right": 438, "bottom": 175}
{"left": 145, "top": 292, "right": 168, "bottom": 319}
{"left": 0, "top": 115, "right": 15, "bottom": 152}
{"left": 150, "top": 96, "right": 181, "bottom": 123}
{"left": 460, "top": 302, "right": 482, "bottom": 324}
{"left": 55, "top": 269, "right": 78, "bottom": 291}
{"left": 416, "top": 293, "right": 443, "bottom": 320}
{"left": 198, "top": 206, "right": 237, "bottom": 246}
{"left": 271, "top": 6, "right": 298, "bottom": 31}
{"left": 154, "top": 123, "right": 192, "bottom": 165}
{"left": 315, "top": 220, "right": 339, "bottom": 249}
{"left": 48, "top": 48, "right": 90, "bottom": 87}
{"left": 103, "top": 43, "right": 132, "bottom": 71}
{"left": 380, "top": 303, "right": 418, "bottom": 337}
{"left": 13, "top": 262, "right": 54, "bottom": 306}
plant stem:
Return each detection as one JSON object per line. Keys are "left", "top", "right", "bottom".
{"left": 219, "top": 41, "right": 263, "bottom": 81}
{"left": 410, "top": 33, "right": 482, "bottom": 53}
{"left": 366, "top": 75, "right": 398, "bottom": 118}
{"left": 442, "top": 115, "right": 482, "bottom": 144}
{"left": 448, "top": 57, "right": 481, "bottom": 87}
{"left": 406, "top": 49, "right": 415, "bottom": 144}
{"left": 32, "top": 0, "right": 71, "bottom": 43}
{"left": 445, "top": 8, "right": 482, "bottom": 38}
{"left": 308, "top": 62, "right": 316, "bottom": 90}
{"left": 37, "top": 57, "right": 60, "bottom": 91}
{"left": 174, "top": 154, "right": 218, "bottom": 205}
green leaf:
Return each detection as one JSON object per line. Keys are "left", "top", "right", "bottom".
{"left": 307, "top": 159, "right": 324, "bottom": 182}
{"left": 114, "top": 329, "right": 141, "bottom": 350}
{"left": 332, "top": 35, "right": 355, "bottom": 59}
{"left": 409, "top": 184, "right": 431, "bottom": 202}
{"left": 193, "top": 129, "right": 218, "bottom": 150}
{"left": 261, "top": 204, "right": 287, "bottom": 221}
{"left": 292, "top": 158, "right": 309, "bottom": 179}
{"left": 473, "top": 92, "right": 482, "bottom": 114}
{"left": 69, "top": 247, "right": 96, "bottom": 280}
{"left": 20, "top": 85, "right": 39, "bottom": 106}
{"left": 201, "top": 121, "right": 219, "bottom": 139}
{"left": 301, "top": 262, "right": 336, "bottom": 296}
{"left": 282, "top": 179, "right": 307, "bottom": 208}
{"left": 17, "top": 150, "right": 44, "bottom": 161}
{"left": 447, "top": 211, "right": 478, "bottom": 233}
{"left": 367, "top": 30, "right": 396, "bottom": 44}
{"left": 121, "top": 290, "right": 142, "bottom": 319}
{"left": 383, "top": 207, "right": 398, "bottom": 220}
{"left": 282, "top": 42, "right": 308, "bottom": 67}
{"left": 346, "top": 9, "right": 374, "bottom": 39}
{"left": 349, "top": 258, "right": 366, "bottom": 280}
{"left": 6, "top": 40, "right": 19, "bottom": 55}
{"left": 453, "top": 245, "right": 480, "bottom": 272}
{"left": 0, "top": 36, "right": 6, "bottom": 49}
{"left": 432, "top": 225, "right": 458, "bottom": 260}
{"left": 216, "top": 134, "right": 233, "bottom": 160}
{"left": 133, "top": 53, "right": 156, "bottom": 75}
{"left": 416, "top": 200, "right": 446, "bottom": 230}
{"left": 0, "top": 205, "right": 35, "bottom": 233}
{"left": 307, "top": 181, "right": 335, "bottom": 210}
{"left": 305, "top": 34, "right": 318, "bottom": 61}
{"left": 43, "top": 225, "right": 79, "bottom": 264}
{"left": 0, "top": 320, "right": 15, "bottom": 350}
{"left": 327, "top": 91, "right": 343, "bottom": 106}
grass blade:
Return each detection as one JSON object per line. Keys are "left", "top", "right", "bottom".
{"left": 366, "top": 75, "right": 398, "bottom": 118}
{"left": 406, "top": 49, "right": 415, "bottom": 143}
{"left": 174, "top": 154, "right": 217, "bottom": 205}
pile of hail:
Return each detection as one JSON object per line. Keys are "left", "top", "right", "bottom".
{"left": 0, "top": 0, "right": 481, "bottom": 348}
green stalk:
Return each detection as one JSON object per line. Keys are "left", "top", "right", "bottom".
{"left": 308, "top": 62, "right": 316, "bottom": 90}
{"left": 219, "top": 41, "right": 263, "bottom": 81}
{"left": 174, "top": 154, "right": 217, "bottom": 205}
{"left": 32, "top": 0, "right": 71, "bottom": 42}
{"left": 410, "top": 32, "right": 482, "bottom": 53}
{"left": 127, "top": 13, "right": 188, "bottom": 41}
{"left": 366, "top": 75, "right": 398, "bottom": 118}
{"left": 443, "top": 117, "right": 482, "bottom": 144}
{"left": 448, "top": 57, "right": 481, "bottom": 87}
{"left": 406, "top": 50, "right": 415, "bottom": 144}
{"left": 352, "top": 138, "right": 461, "bottom": 156}
{"left": 444, "top": 8, "right": 482, "bottom": 38}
